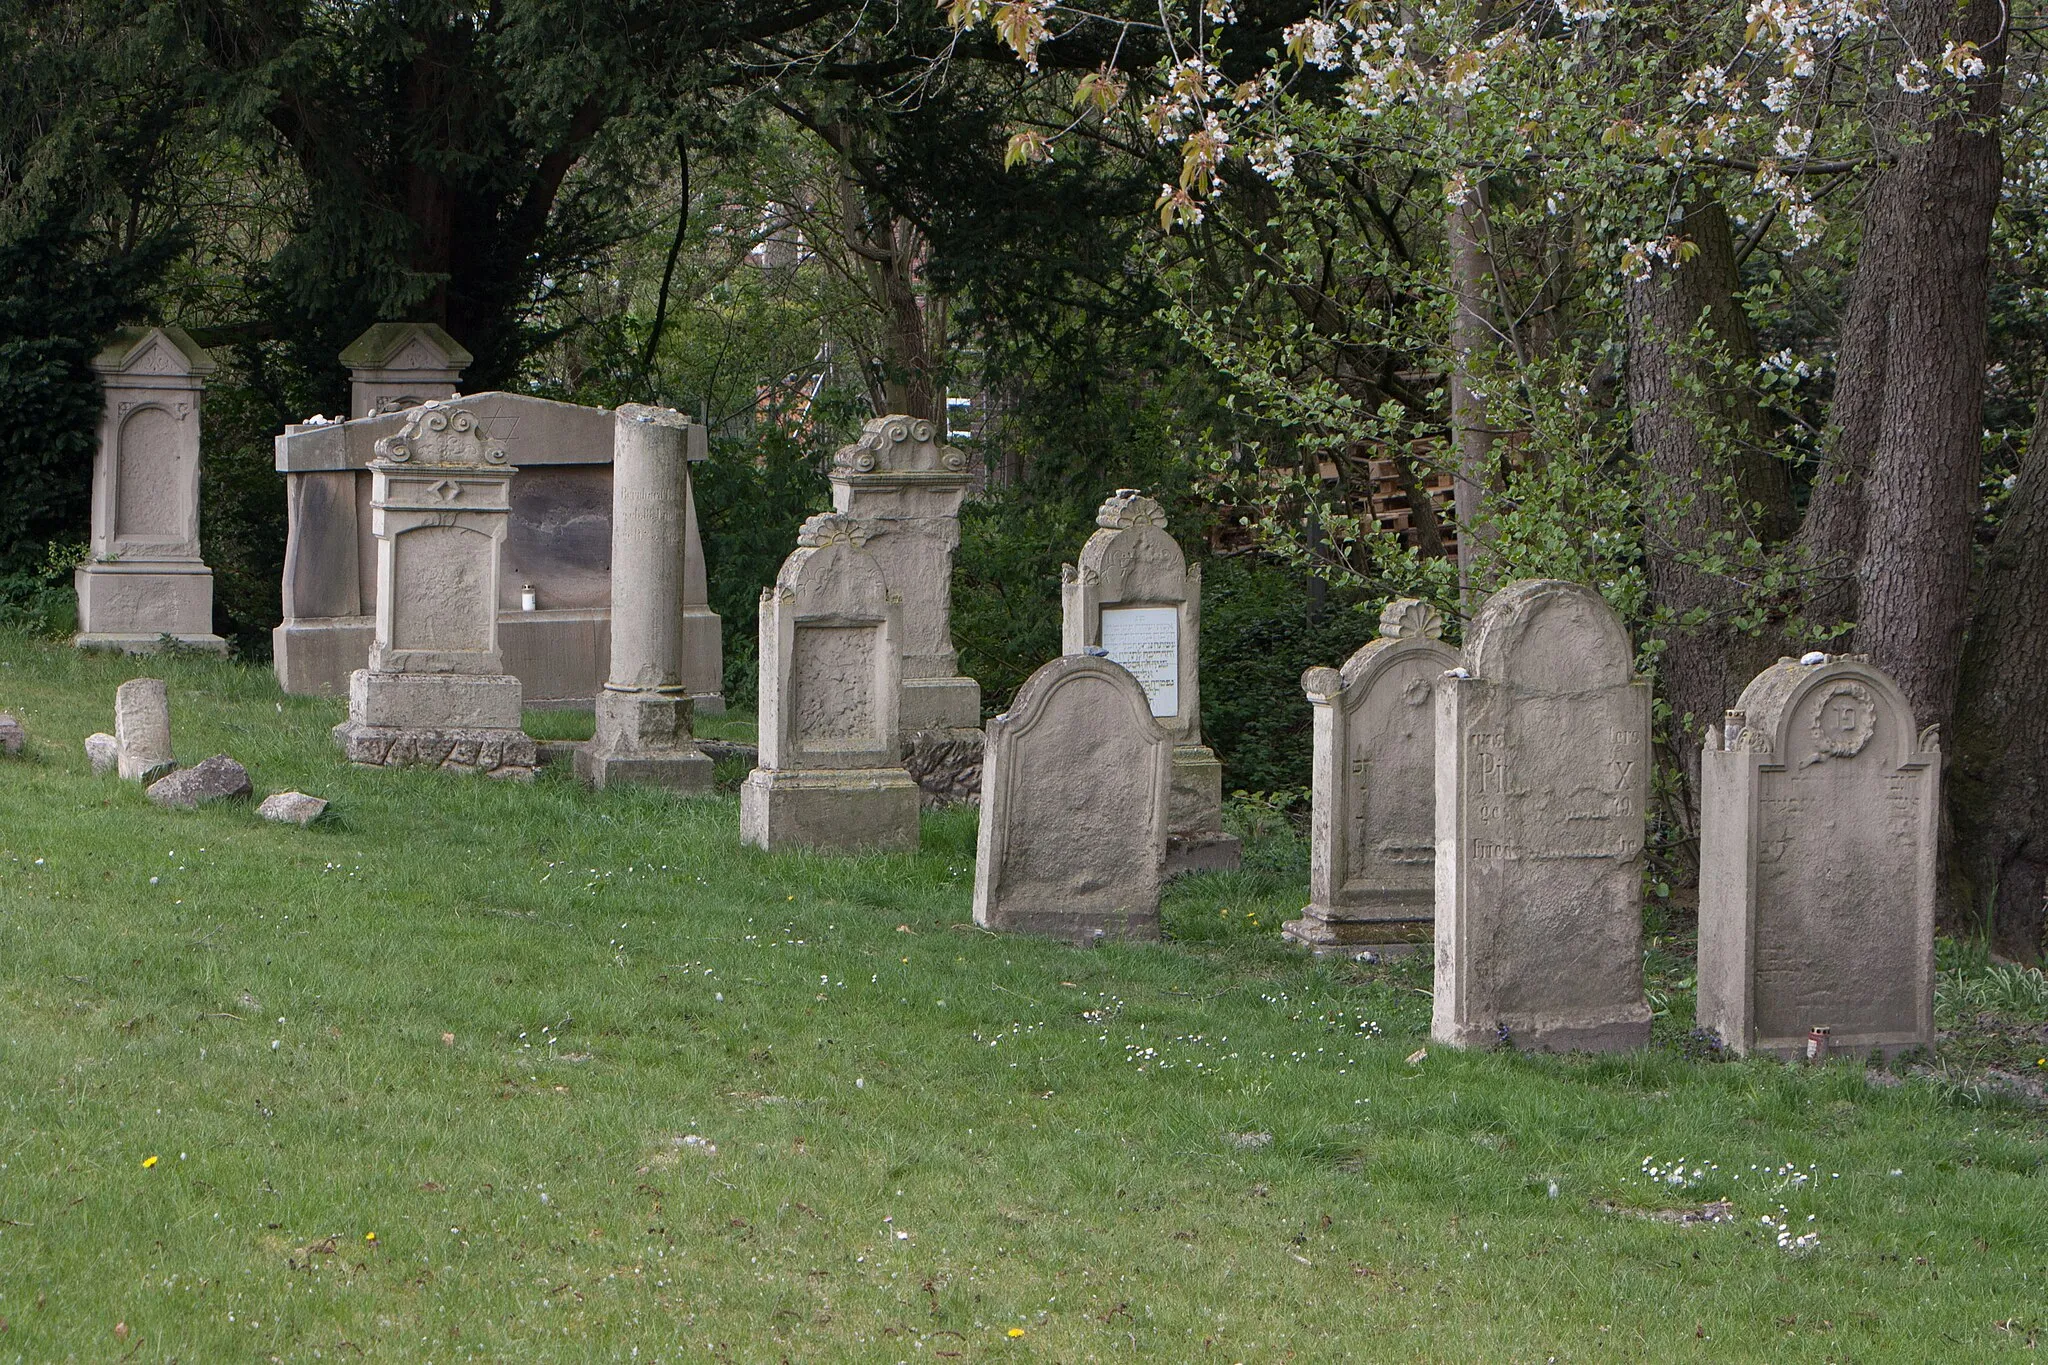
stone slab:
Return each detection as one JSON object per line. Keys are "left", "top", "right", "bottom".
{"left": 258, "top": 791, "right": 329, "bottom": 825}
{"left": 332, "top": 720, "right": 537, "bottom": 777}
{"left": 146, "top": 754, "right": 252, "bottom": 808}
{"left": 348, "top": 669, "right": 523, "bottom": 730}
{"left": 738, "top": 768, "right": 922, "bottom": 852}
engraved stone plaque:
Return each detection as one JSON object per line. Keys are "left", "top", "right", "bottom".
{"left": 1099, "top": 606, "right": 1180, "bottom": 718}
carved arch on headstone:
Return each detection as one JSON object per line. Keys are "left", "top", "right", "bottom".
{"left": 1765, "top": 659, "right": 1923, "bottom": 771}
{"left": 1464, "top": 579, "right": 1634, "bottom": 691}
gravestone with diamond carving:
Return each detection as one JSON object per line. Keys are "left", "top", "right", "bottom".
{"left": 1697, "top": 654, "right": 1937, "bottom": 1059}
{"left": 331, "top": 402, "right": 536, "bottom": 777}
{"left": 1285, "top": 598, "right": 1458, "bottom": 953}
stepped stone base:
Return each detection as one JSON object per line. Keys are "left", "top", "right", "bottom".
{"left": 739, "top": 767, "right": 921, "bottom": 853}
{"left": 1281, "top": 912, "right": 1432, "bottom": 956}
{"left": 333, "top": 721, "right": 536, "bottom": 778}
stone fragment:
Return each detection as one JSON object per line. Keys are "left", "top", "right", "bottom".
{"left": 75, "top": 326, "right": 228, "bottom": 654}
{"left": 973, "top": 654, "right": 1171, "bottom": 943}
{"left": 903, "top": 727, "right": 984, "bottom": 806}
{"left": 1285, "top": 598, "right": 1457, "bottom": 952}
{"left": 146, "top": 754, "right": 251, "bottom": 809}
{"left": 1062, "top": 489, "right": 1239, "bottom": 874}
{"left": 740, "top": 513, "right": 921, "bottom": 851}
{"left": 258, "top": 790, "right": 328, "bottom": 825}
{"left": 85, "top": 732, "right": 119, "bottom": 774}
{"left": 1433, "top": 579, "right": 1652, "bottom": 1053}
{"left": 1698, "top": 654, "right": 1938, "bottom": 1059}
{"left": 0, "top": 712, "right": 23, "bottom": 756}
{"left": 114, "top": 677, "right": 175, "bottom": 781}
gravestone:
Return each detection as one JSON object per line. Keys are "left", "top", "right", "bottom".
{"left": 1433, "top": 579, "right": 1652, "bottom": 1052}
{"left": 75, "top": 326, "right": 228, "bottom": 654}
{"left": 114, "top": 677, "right": 175, "bottom": 782}
{"left": 973, "top": 654, "right": 1172, "bottom": 943}
{"left": 1062, "top": 489, "right": 1239, "bottom": 874}
{"left": 0, "top": 713, "right": 22, "bottom": 756}
{"left": 1698, "top": 655, "right": 1938, "bottom": 1059}
{"left": 274, "top": 371, "right": 721, "bottom": 711}
{"left": 739, "top": 513, "right": 920, "bottom": 851}
{"left": 339, "top": 322, "right": 470, "bottom": 419}
{"left": 330, "top": 403, "right": 537, "bottom": 777}
{"left": 1285, "top": 598, "right": 1458, "bottom": 952}
{"left": 575, "top": 405, "right": 713, "bottom": 792}
{"left": 146, "top": 754, "right": 251, "bottom": 809}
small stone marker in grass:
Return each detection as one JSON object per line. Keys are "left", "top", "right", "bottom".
{"left": 146, "top": 754, "right": 252, "bottom": 809}
{"left": 114, "top": 677, "right": 175, "bottom": 782}
{"left": 1286, "top": 597, "right": 1457, "bottom": 954}
{"left": 258, "top": 791, "right": 329, "bottom": 826}
{"left": 973, "top": 653, "right": 1171, "bottom": 944}
{"left": 1433, "top": 579, "right": 1652, "bottom": 1053}
{"left": 85, "top": 732, "right": 118, "bottom": 774}
{"left": 1698, "top": 654, "right": 1938, "bottom": 1059}
{"left": 0, "top": 712, "right": 23, "bottom": 756}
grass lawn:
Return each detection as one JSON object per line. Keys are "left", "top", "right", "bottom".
{"left": 0, "top": 632, "right": 2044, "bottom": 1362}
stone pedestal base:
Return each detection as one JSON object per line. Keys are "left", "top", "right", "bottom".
{"left": 336, "top": 669, "right": 534, "bottom": 777}
{"left": 1281, "top": 909, "right": 1432, "bottom": 955}
{"left": 1166, "top": 743, "right": 1239, "bottom": 874}
{"left": 1434, "top": 1006, "right": 1652, "bottom": 1054}
{"left": 903, "top": 726, "right": 984, "bottom": 806}
{"left": 75, "top": 562, "right": 226, "bottom": 653}
{"left": 978, "top": 902, "right": 1161, "bottom": 947}
{"left": 739, "top": 767, "right": 921, "bottom": 852}
{"left": 333, "top": 720, "right": 537, "bottom": 777}
{"left": 574, "top": 690, "right": 712, "bottom": 793}
{"left": 902, "top": 675, "right": 982, "bottom": 730}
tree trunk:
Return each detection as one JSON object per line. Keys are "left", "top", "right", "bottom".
{"left": 1447, "top": 181, "right": 1495, "bottom": 602}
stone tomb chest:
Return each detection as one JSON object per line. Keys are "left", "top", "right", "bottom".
{"left": 273, "top": 392, "right": 719, "bottom": 708}
{"left": 1698, "top": 655, "right": 1938, "bottom": 1059}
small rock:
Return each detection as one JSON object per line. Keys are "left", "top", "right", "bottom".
{"left": 145, "top": 754, "right": 252, "bottom": 810}
{"left": 1229, "top": 1131, "right": 1274, "bottom": 1150}
{"left": 85, "top": 732, "right": 118, "bottom": 774}
{"left": 258, "top": 790, "right": 327, "bottom": 825}
{"left": 1800, "top": 650, "right": 1828, "bottom": 666}
{"left": 697, "top": 738, "right": 759, "bottom": 764}
{"left": 0, "top": 712, "right": 23, "bottom": 756}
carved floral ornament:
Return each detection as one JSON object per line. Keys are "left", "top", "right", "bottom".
{"left": 795, "top": 512, "right": 869, "bottom": 549}
{"left": 833, "top": 416, "right": 967, "bottom": 475}
{"left": 1803, "top": 681, "right": 1876, "bottom": 765}
{"left": 1378, "top": 597, "right": 1443, "bottom": 640}
{"left": 1096, "top": 488, "right": 1168, "bottom": 530}
{"left": 373, "top": 402, "right": 506, "bottom": 467}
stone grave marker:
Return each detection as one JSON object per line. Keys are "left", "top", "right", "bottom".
{"left": 1433, "top": 579, "right": 1652, "bottom": 1052}
{"left": 973, "top": 654, "right": 1172, "bottom": 943}
{"left": 114, "top": 677, "right": 175, "bottom": 782}
{"left": 0, "top": 713, "right": 23, "bottom": 756}
{"left": 1285, "top": 598, "right": 1458, "bottom": 952}
{"left": 1062, "top": 489, "right": 1238, "bottom": 873}
{"left": 1698, "top": 654, "right": 1938, "bottom": 1059}
{"left": 330, "top": 402, "right": 537, "bottom": 777}
{"left": 740, "top": 513, "right": 920, "bottom": 851}
{"left": 339, "top": 322, "right": 470, "bottom": 419}
{"left": 75, "top": 326, "right": 227, "bottom": 653}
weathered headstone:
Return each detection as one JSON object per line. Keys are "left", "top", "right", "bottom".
{"left": 1433, "top": 579, "right": 1652, "bottom": 1052}
{"left": 1285, "top": 598, "right": 1458, "bottom": 952}
{"left": 576, "top": 405, "right": 713, "bottom": 792}
{"left": 330, "top": 403, "right": 537, "bottom": 777}
{"left": 114, "top": 677, "right": 175, "bottom": 782}
{"left": 85, "top": 732, "right": 118, "bottom": 774}
{"left": 829, "top": 416, "right": 981, "bottom": 729}
{"left": 147, "top": 754, "right": 252, "bottom": 809}
{"left": 1698, "top": 655, "right": 1938, "bottom": 1059}
{"left": 0, "top": 713, "right": 23, "bottom": 756}
{"left": 740, "top": 513, "right": 920, "bottom": 851}
{"left": 75, "top": 326, "right": 228, "bottom": 653}
{"left": 258, "top": 791, "right": 329, "bottom": 826}
{"left": 339, "top": 322, "right": 470, "bottom": 419}
{"left": 972, "top": 654, "right": 1172, "bottom": 944}
{"left": 1062, "top": 489, "right": 1239, "bottom": 874}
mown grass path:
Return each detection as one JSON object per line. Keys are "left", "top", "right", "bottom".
{"left": 0, "top": 634, "right": 2043, "bottom": 1361}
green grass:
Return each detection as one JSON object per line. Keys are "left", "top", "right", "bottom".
{"left": 0, "top": 632, "right": 2043, "bottom": 1361}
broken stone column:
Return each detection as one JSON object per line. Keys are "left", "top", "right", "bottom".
{"left": 340, "top": 322, "right": 470, "bottom": 419}
{"left": 575, "top": 405, "right": 712, "bottom": 793}
{"left": 1284, "top": 598, "right": 1458, "bottom": 953}
{"left": 331, "top": 402, "right": 536, "bottom": 777}
{"left": 1062, "top": 489, "right": 1239, "bottom": 874}
{"left": 1433, "top": 579, "right": 1652, "bottom": 1053}
{"left": 75, "top": 326, "right": 227, "bottom": 654}
{"left": 740, "top": 513, "right": 921, "bottom": 851}
{"left": 1698, "top": 654, "right": 1939, "bottom": 1059}
{"left": 114, "top": 677, "right": 174, "bottom": 781}
{"left": 973, "top": 654, "right": 1172, "bottom": 944}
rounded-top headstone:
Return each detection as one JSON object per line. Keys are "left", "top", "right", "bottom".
{"left": 1464, "top": 579, "right": 1633, "bottom": 691}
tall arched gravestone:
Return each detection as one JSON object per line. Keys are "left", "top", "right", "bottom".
{"left": 1062, "top": 490, "right": 1240, "bottom": 875}
{"left": 1698, "top": 655, "right": 1938, "bottom": 1059}
{"left": 1434, "top": 579, "right": 1652, "bottom": 1052}
{"left": 76, "top": 326, "right": 228, "bottom": 654}
{"left": 973, "top": 655, "right": 1172, "bottom": 944}
{"left": 740, "top": 513, "right": 921, "bottom": 852}
{"left": 1285, "top": 599, "right": 1457, "bottom": 953}
{"left": 332, "top": 403, "right": 536, "bottom": 777}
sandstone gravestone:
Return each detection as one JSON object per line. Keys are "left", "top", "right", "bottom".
{"left": 75, "top": 326, "right": 228, "bottom": 653}
{"left": 114, "top": 677, "right": 175, "bottom": 782}
{"left": 274, "top": 376, "right": 721, "bottom": 712}
{"left": 147, "top": 754, "right": 251, "bottom": 809}
{"left": 1063, "top": 490, "right": 1239, "bottom": 874}
{"left": 330, "top": 403, "right": 537, "bottom": 777}
{"left": 575, "top": 405, "right": 713, "bottom": 793}
{"left": 1698, "top": 655, "right": 1938, "bottom": 1059}
{"left": 1433, "top": 579, "right": 1652, "bottom": 1052}
{"left": 972, "top": 654, "right": 1172, "bottom": 944}
{"left": 339, "top": 322, "right": 470, "bottom": 419}
{"left": 740, "top": 513, "right": 920, "bottom": 851}
{"left": 1285, "top": 598, "right": 1458, "bottom": 952}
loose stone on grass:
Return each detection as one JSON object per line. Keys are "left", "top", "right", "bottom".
{"left": 258, "top": 790, "right": 328, "bottom": 825}
{"left": 85, "top": 732, "right": 118, "bottom": 774}
{"left": 0, "top": 712, "right": 23, "bottom": 755}
{"left": 145, "top": 754, "right": 252, "bottom": 809}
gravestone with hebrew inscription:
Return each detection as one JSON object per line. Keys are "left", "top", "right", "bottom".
{"left": 331, "top": 402, "right": 536, "bottom": 777}
{"left": 1062, "top": 490, "right": 1239, "bottom": 874}
{"left": 1285, "top": 598, "right": 1458, "bottom": 952}
{"left": 973, "top": 654, "right": 1172, "bottom": 943}
{"left": 740, "top": 513, "right": 921, "bottom": 851}
{"left": 1433, "top": 579, "right": 1652, "bottom": 1052}
{"left": 75, "top": 326, "right": 228, "bottom": 654}
{"left": 1697, "top": 654, "right": 1937, "bottom": 1059}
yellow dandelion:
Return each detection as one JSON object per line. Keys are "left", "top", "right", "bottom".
{"left": 141, "top": 1154, "right": 159, "bottom": 1169}
{"left": 1008, "top": 1327, "right": 1026, "bottom": 1338}
{"left": 364, "top": 1231, "right": 377, "bottom": 1242}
